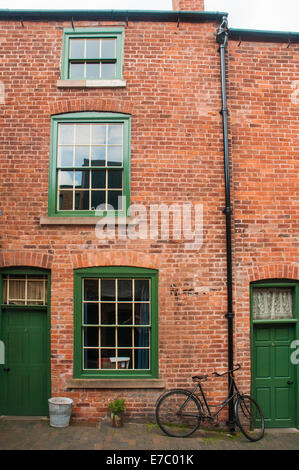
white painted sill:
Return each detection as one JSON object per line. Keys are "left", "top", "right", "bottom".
{"left": 66, "top": 378, "right": 166, "bottom": 389}
{"left": 40, "top": 216, "right": 135, "bottom": 226}
{"left": 57, "top": 79, "right": 126, "bottom": 88}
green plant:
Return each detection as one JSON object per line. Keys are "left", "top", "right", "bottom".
{"left": 108, "top": 398, "right": 126, "bottom": 416}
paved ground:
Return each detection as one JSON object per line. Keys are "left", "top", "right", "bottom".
{"left": 0, "top": 417, "right": 299, "bottom": 451}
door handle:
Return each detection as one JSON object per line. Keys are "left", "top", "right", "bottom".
{"left": 3, "top": 368, "right": 10, "bottom": 372}
{"left": 287, "top": 381, "right": 294, "bottom": 385}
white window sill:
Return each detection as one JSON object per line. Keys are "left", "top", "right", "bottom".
{"left": 40, "top": 216, "right": 135, "bottom": 225}
{"left": 66, "top": 378, "right": 165, "bottom": 389}
{"left": 57, "top": 79, "right": 126, "bottom": 88}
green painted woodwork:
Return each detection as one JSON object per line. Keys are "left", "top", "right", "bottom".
{"left": 48, "top": 112, "right": 131, "bottom": 218}
{"left": 61, "top": 28, "right": 124, "bottom": 80}
{"left": 251, "top": 281, "right": 299, "bottom": 429}
{"left": 73, "top": 266, "right": 159, "bottom": 379}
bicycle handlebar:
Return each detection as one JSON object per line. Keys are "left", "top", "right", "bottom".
{"left": 212, "top": 363, "right": 241, "bottom": 377}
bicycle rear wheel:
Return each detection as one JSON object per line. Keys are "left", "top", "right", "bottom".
{"left": 235, "top": 395, "right": 264, "bottom": 442}
{"left": 155, "top": 389, "right": 202, "bottom": 438}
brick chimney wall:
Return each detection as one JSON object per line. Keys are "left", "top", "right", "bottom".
{"left": 172, "top": 0, "right": 204, "bottom": 10}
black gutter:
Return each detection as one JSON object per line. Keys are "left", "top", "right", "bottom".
{"left": 216, "top": 17, "right": 235, "bottom": 432}
{"left": 229, "top": 28, "right": 299, "bottom": 43}
{"left": 0, "top": 9, "right": 227, "bottom": 23}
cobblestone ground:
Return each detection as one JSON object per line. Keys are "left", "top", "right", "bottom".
{"left": 0, "top": 418, "right": 299, "bottom": 451}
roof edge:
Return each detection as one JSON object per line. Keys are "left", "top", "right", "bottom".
{"left": 229, "top": 28, "right": 299, "bottom": 43}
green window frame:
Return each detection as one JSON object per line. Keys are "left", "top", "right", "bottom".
{"left": 48, "top": 112, "right": 131, "bottom": 217}
{"left": 73, "top": 267, "right": 159, "bottom": 379}
{"left": 61, "top": 28, "right": 124, "bottom": 81}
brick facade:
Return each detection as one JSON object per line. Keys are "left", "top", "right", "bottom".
{"left": 0, "top": 9, "right": 298, "bottom": 425}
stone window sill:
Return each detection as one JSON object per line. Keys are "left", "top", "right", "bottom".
{"left": 57, "top": 79, "right": 126, "bottom": 88}
{"left": 66, "top": 378, "right": 165, "bottom": 389}
{"left": 39, "top": 216, "right": 135, "bottom": 226}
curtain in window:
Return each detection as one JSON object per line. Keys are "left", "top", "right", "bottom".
{"left": 252, "top": 288, "right": 293, "bottom": 320}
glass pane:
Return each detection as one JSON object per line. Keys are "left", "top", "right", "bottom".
{"left": 101, "top": 39, "right": 116, "bottom": 58}
{"left": 101, "top": 279, "right": 115, "bottom": 301}
{"left": 7, "top": 280, "right": 25, "bottom": 303}
{"left": 118, "top": 303, "right": 133, "bottom": 325}
{"left": 76, "top": 125, "right": 90, "bottom": 145}
{"left": 101, "top": 327, "right": 115, "bottom": 347}
{"left": 135, "top": 280, "right": 149, "bottom": 301}
{"left": 108, "top": 170, "right": 122, "bottom": 189}
{"left": 75, "top": 191, "right": 89, "bottom": 210}
{"left": 74, "top": 170, "right": 90, "bottom": 189}
{"left": 91, "top": 170, "right": 106, "bottom": 189}
{"left": 83, "top": 303, "right": 99, "bottom": 324}
{"left": 70, "top": 39, "right": 85, "bottom": 59}
{"left": 118, "top": 280, "right": 132, "bottom": 301}
{"left": 107, "top": 147, "right": 122, "bottom": 166}
{"left": 84, "top": 349, "right": 99, "bottom": 369}
{"left": 135, "top": 303, "right": 150, "bottom": 325}
{"left": 108, "top": 191, "right": 122, "bottom": 210}
{"left": 101, "top": 303, "right": 116, "bottom": 325}
{"left": 115, "top": 350, "right": 132, "bottom": 369}
{"left": 75, "top": 146, "right": 89, "bottom": 167}
{"left": 70, "top": 62, "right": 84, "bottom": 79}
{"left": 90, "top": 147, "right": 106, "bottom": 166}
{"left": 58, "top": 147, "right": 73, "bottom": 167}
{"left": 108, "top": 125, "right": 122, "bottom": 144}
{"left": 84, "top": 327, "right": 99, "bottom": 347}
{"left": 134, "top": 349, "right": 149, "bottom": 369}
{"left": 86, "top": 62, "right": 100, "bottom": 79}
{"left": 92, "top": 125, "right": 106, "bottom": 145}
{"left": 118, "top": 327, "right": 132, "bottom": 347}
{"left": 134, "top": 327, "right": 150, "bottom": 347}
{"left": 101, "top": 62, "right": 116, "bottom": 79}
{"left": 58, "top": 170, "right": 73, "bottom": 189}
{"left": 59, "top": 191, "right": 73, "bottom": 210}
{"left": 86, "top": 39, "right": 100, "bottom": 58}
{"left": 27, "top": 281, "right": 45, "bottom": 302}
{"left": 59, "top": 124, "right": 74, "bottom": 145}
{"left": 252, "top": 288, "right": 293, "bottom": 320}
{"left": 84, "top": 279, "right": 99, "bottom": 301}
{"left": 91, "top": 191, "right": 105, "bottom": 211}
{"left": 100, "top": 349, "right": 116, "bottom": 369}
{"left": 3, "top": 279, "right": 7, "bottom": 304}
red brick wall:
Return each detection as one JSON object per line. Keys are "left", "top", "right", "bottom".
{"left": 172, "top": 0, "right": 205, "bottom": 10}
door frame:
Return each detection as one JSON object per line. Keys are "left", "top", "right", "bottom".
{"left": 250, "top": 280, "right": 299, "bottom": 429}
{"left": 0, "top": 267, "right": 51, "bottom": 416}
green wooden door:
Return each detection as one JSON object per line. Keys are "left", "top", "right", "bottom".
{"left": 253, "top": 324, "right": 296, "bottom": 428}
{"left": 0, "top": 307, "right": 49, "bottom": 416}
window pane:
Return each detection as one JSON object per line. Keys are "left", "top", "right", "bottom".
{"left": 83, "top": 303, "right": 99, "bottom": 324}
{"left": 91, "top": 147, "right": 106, "bottom": 166}
{"left": 6, "top": 280, "right": 25, "bottom": 303}
{"left": 86, "top": 62, "right": 100, "bottom": 79}
{"left": 101, "top": 327, "right": 115, "bottom": 347}
{"left": 91, "top": 191, "right": 105, "bottom": 210}
{"left": 108, "top": 191, "right": 122, "bottom": 210}
{"left": 134, "top": 327, "right": 150, "bottom": 347}
{"left": 101, "top": 62, "right": 116, "bottom": 79}
{"left": 84, "top": 279, "right": 99, "bottom": 301}
{"left": 58, "top": 170, "right": 73, "bottom": 189}
{"left": 59, "top": 124, "right": 74, "bottom": 145}
{"left": 118, "top": 279, "right": 132, "bottom": 301}
{"left": 252, "top": 288, "right": 293, "bottom": 320}
{"left": 100, "top": 350, "right": 116, "bottom": 369}
{"left": 84, "top": 327, "right": 99, "bottom": 347}
{"left": 135, "top": 280, "right": 149, "bottom": 301}
{"left": 118, "top": 303, "right": 133, "bottom": 325}
{"left": 101, "top": 303, "right": 116, "bottom": 325}
{"left": 86, "top": 39, "right": 100, "bottom": 58}
{"left": 59, "top": 191, "right": 73, "bottom": 210}
{"left": 27, "top": 281, "right": 45, "bottom": 303}
{"left": 107, "top": 147, "right": 122, "bottom": 166}
{"left": 70, "top": 39, "right": 85, "bottom": 59}
{"left": 116, "top": 350, "right": 132, "bottom": 369}
{"left": 74, "top": 170, "right": 90, "bottom": 189}
{"left": 118, "top": 327, "right": 132, "bottom": 347}
{"left": 75, "top": 146, "right": 90, "bottom": 167}
{"left": 70, "top": 62, "right": 84, "bottom": 79}
{"left": 135, "top": 303, "right": 150, "bottom": 325}
{"left": 101, "top": 39, "right": 116, "bottom": 58}
{"left": 76, "top": 125, "right": 90, "bottom": 145}
{"left": 84, "top": 349, "right": 99, "bottom": 369}
{"left": 91, "top": 170, "right": 106, "bottom": 189}
{"left": 75, "top": 191, "right": 89, "bottom": 210}
{"left": 134, "top": 349, "right": 149, "bottom": 369}
{"left": 101, "top": 279, "right": 115, "bottom": 301}
{"left": 58, "top": 147, "right": 73, "bottom": 167}
{"left": 92, "top": 125, "right": 106, "bottom": 145}
{"left": 108, "top": 170, "right": 122, "bottom": 189}
{"left": 108, "top": 125, "right": 122, "bottom": 145}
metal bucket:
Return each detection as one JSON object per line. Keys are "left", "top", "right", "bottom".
{"left": 48, "top": 397, "right": 73, "bottom": 428}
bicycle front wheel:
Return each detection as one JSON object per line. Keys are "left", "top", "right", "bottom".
{"left": 155, "top": 389, "right": 202, "bottom": 438}
{"left": 235, "top": 395, "right": 264, "bottom": 442}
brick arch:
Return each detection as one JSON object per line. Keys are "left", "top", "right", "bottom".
{"left": 72, "top": 251, "right": 161, "bottom": 270}
{"left": 0, "top": 251, "right": 53, "bottom": 270}
{"left": 49, "top": 98, "right": 134, "bottom": 116}
{"left": 246, "top": 264, "right": 299, "bottom": 283}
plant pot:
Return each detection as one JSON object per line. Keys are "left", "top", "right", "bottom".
{"left": 111, "top": 413, "right": 123, "bottom": 428}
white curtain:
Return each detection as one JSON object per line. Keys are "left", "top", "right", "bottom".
{"left": 252, "top": 288, "right": 293, "bottom": 320}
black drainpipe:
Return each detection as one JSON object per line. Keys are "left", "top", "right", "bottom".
{"left": 216, "top": 16, "right": 235, "bottom": 432}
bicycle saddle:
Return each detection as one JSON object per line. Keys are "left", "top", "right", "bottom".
{"left": 192, "top": 374, "right": 208, "bottom": 381}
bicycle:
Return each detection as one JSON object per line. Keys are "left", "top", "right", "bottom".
{"left": 155, "top": 364, "right": 264, "bottom": 442}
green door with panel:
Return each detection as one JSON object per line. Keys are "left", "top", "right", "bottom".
{"left": 0, "top": 270, "right": 50, "bottom": 416}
